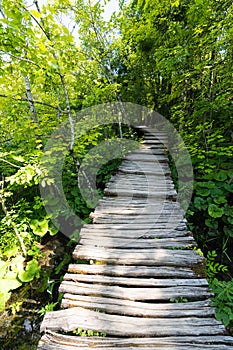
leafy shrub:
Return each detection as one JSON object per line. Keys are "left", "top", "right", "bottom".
{"left": 211, "top": 278, "right": 233, "bottom": 329}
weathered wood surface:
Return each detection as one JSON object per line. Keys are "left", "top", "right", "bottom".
{"left": 38, "top": 128, "right": 233, "bottom": 349}
{"left": 68, "top": 264, "right": 199, "bottom": 278}
{"left": 61, "top": 295, "right": 215, "bottom": 317}
{"left": 73, "top": 246, "right": 204, "bottom": 266}
{"left": 38, "top": 332, "right": 233, "bottom": 350}
{"left": 58, "top": 281, "right": 212, "bottom": 301}
{"left": 40, "top": 307, "right": 226, "bottom": 336}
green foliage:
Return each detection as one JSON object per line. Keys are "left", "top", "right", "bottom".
{"left": 211, "top": 278, "right": 233, "bottom": 328}
{"left": 206, "top": 251, "right": 228, "bottom": 282}
{"left": 37, "top": 302, "right": 58, "bottom": 316}
{"left": 18, "top": 259, "right": 40, "bottom": 283}
{"left": 0, "top": 256, "right": 41, "bottom": 311}
{"left": 188, "top": 170, "right": 233, "bottom": 262}
{"left": 73, "top": 327, "right": 106, "bottom": 337}
{"left": 0, "top": 258, "right": 23, "bottom": 311}
{"left": 170, "top": 296, "right": 188, "bottom": 303}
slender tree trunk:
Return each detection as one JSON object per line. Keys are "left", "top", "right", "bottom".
{"left": 24, "top": 75, "right": 38, "bottom": 123}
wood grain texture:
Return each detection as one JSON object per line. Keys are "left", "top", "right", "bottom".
{"left": 40, "top": 307, "right": 225, "bottom": 336}
{"left": 58, "top": 281, "right": 212, "bottom": 301}
{"left": 68, "top": 264, "right": 198, "bottom": 278}
{"left": 78, "top": 236, "right": 195, "bottom": 249}
{"left": 61, "top": 294, "right": 214, "bottom": 317}
{"left": 38, "top": 332, "right": 233, "bottom": 350}
{"left": 63, "top": 273, "right": 208, "bottom": 287}
{"left": 73, "top": 246, "right": 204, "bottom": 267}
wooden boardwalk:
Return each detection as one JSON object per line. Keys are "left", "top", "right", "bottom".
{"left": 38, "top": 128, "right": 233, "bottom": 349}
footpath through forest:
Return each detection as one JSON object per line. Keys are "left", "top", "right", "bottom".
{"left": 38, "top": 128, "right": 233, "bottom": 349}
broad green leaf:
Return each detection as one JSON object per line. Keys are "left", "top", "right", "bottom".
{"left": 223, "top": 226, "right": 233, "bottom": 237}
{"left": 208, "top": 204, "right": 224, "bottom": 218}
{"left": 213, "top": 196, "right": 227, "bottom": 205}
{"left": 194, "top": 196, "right": 207, "bottom": 210}
{"left": 30, "top": 219, "right": 49, "bottom": 237}
{"left": 196, "top": 188, "right": 210, "bottom": 197}
{"left": 214, "top": 172, "right": 228, "bottom": 182}
{"left": 18, "top": 260, "right": 40, "bottom": 283}
{"left": 227, "top": 217, "right": 233, "bottom": 225}
{"left": 0, "top": 279, "right": 22, "bottom": 295}
{"left": 205, "top": 218, "right": 218, "bottom": 229}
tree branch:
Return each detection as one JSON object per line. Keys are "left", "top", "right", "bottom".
{"left": 0, "top": 93, "right": 65, "bottom": 112}
{"left": 0, "top": 50, "right": 42, "bottom": 69}
{"left": 0, "top": 158, "right": 22, "bottom": 169}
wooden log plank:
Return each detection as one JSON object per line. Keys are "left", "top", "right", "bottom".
{"left": 91, "top": 213, "right": 185, "bottom": 219}
{"left": 103, "top": 189, "right": 177, "bottom": 199}
{"left": 59, "top": 281, "right": 212, "bottom": 301}
{"left": 106, "top": 179, "right": 174, "bottom": 185}
{"left": 40, "top": 307, "right": 225, "bottom": 336}
{"left": 118, "top": 168, "right": 171, "bottom": 176}
{"left": 61, "top": 294, "right": 214, "bottom": 318}
{"left": 94, "top": 207, "right": 183, "bottom": 215}
{"left": 106, "top": 181, "right": 174, "bottom": 188}
{"left": 95, "top": 203, "right": 181, "bottom": 211}
{"left": 82, "top": 222, "right": 187, "bottom": 231}
{"left": 92, "top": 217, "right": 184, "bottom": 224}
{"left": 105, "top": 183, "right": 175, "bottom": 190}
{"left": 91, "top": 208, "right": 183, "bottom": 216}
{"left": 97, "top": 198, "right": 180, "bottom": 205}
{"left": 108, "top": 173, "right": 171, "bottom": 180}
{"left": 118, "top": 165, "right": 170, "bottom": 172}
{"left": 91, "top": 212, "right": 184, "bottom": 220}
{"left": 73, "top": 246, "right": 203, "bottom": 267}
{"left": 79, "top": 236, "right": 195, "bottom": 249}
{"left": 38, "top": 332, "right": 233, "bottom": 348}
{"left": 130, "top": 149, "right": 166, "bottom": 155}
{"left": 38, "top": 334, "right": 233, "bottom": 350}
{"left": 104, "top": 187, "right": 175, "bottom": 194}
{"left": 93, "top": 207, "right": 181, "bottom": 216}
{"left": 63, "top": 274, "right": 208, "bottom": 287}
{"left": 90, "top": 217, "right": 187, "bottom": 224}
{"left": 68, "top": 264, "right": 198, "bottom": 278}
{"left": 106, "top": 177, "right": 173, "bottom": 183}
{"left": 80, "top": 229, "right": 193, "bottom": 240}
{"left": 123, "top": 155, "right": 168, "bottom": 163}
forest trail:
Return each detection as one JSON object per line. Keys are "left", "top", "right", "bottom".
{"left": 38, "top": 128, "right": 233, "bottom": 349}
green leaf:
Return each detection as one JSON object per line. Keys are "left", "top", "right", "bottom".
{"left": 224, "top": 183, "right": 233, "bottom": 192}
{"left": 227, "top": 217, "right": 233, "bottom": 225}
{"left": 11, "top": 155, "right": 25, "bottom": 162}
{"left": 196, "top": 188, "right": 210, "bottom": 196}
{"left": 208, "top": 204, "right": 224, "bottom": 218}
{"left": 197, "top": 181, "right": 215, "bottom": 189}
{"left": 30, "top": 219, "right": 49, "bottom": 237}
{"left": 194, "top": 196, "right": 207, "bottom": 210}
{"left": 18, "top": 260, "right": 40, "bottom": 283}
{"left": 213, "top": 196, "right": 227, "bottom": 205}
{"left": 0, "top": 292, "right": 7, "bottom": 312}
{"left": 205, "top": 218, "right": 218, "bottom": 229}
{"left": 214, "top": 172, "right": 228, "bottom": 182}
{"left": 0, "top": 278, "right": 22, "bottom": 297}
{"left": 223, "top": 226, "right": 233, "bottom": 237}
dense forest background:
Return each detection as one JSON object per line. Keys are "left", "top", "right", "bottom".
{"left": 0, "top": 0, "right": 233, "bottom": 346}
